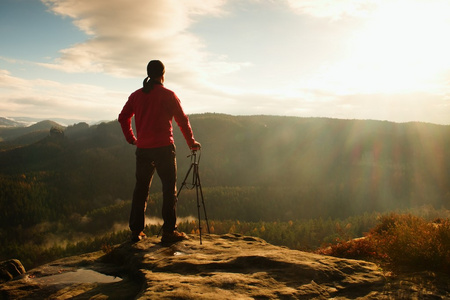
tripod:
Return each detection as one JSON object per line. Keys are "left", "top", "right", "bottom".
{"left": 177, "top": 150, "right": 210, "bottom": 244}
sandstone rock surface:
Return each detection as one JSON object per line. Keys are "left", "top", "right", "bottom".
{"left": 0, "top": 260, "right": 26, "bottom": 284}
{"left": 0, "top": 234, "right": 448, "bottom": 299}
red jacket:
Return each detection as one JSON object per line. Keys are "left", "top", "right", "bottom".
{"left": 118, "top": 84, "right": 196, "bottom": 149}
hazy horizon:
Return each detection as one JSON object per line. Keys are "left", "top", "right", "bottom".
{"left": 2, "top": 113, "right": 450, "bottom": 128}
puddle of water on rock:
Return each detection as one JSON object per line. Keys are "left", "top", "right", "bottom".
{"left": 31, "top": 268, "right": 122, "bottom": 285}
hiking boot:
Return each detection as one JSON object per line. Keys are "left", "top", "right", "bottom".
{"left": 161, "top": 230, "right": 189, "bottom": 243}
{"left": 131, "top": 231, "right": 147, "bottom": 243}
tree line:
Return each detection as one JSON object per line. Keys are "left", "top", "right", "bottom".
{"left": 0, "top": 114, "right": 449, "bottom": 268}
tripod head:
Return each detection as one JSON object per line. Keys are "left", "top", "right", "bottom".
{"left": 188, "top": 148, "right": 201, "bottom": 165}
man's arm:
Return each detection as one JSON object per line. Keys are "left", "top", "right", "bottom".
{"left": 118, "top": 99, "right": 137, "bottom": 145}
{"left": 171, "top": 94, "right": 200, "bottom": 149}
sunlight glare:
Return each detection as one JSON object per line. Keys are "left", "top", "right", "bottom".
{"left": 338, "top": 0, "right": 450, "bottom": 94}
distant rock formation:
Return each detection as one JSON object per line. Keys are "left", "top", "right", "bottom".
{"left": 0, "top": 234, "right": 448, "bottom": 299}
{"left": 49, "top": 126, "right": 64, "bottom": 138}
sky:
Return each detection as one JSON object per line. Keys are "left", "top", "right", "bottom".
{"left": 1, "top": 0, "right": 450, "bottom": 125}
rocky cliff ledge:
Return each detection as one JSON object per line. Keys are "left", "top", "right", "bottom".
{"left": 1, "top": 234, "right": 448, "bottom": 299}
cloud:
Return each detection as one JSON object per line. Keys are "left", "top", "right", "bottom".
{"left": 286, "top": 0, "right": 377, "bottom": 19}
{"left": 0, "top": 69, "right": 126, "bottom": 120}
{"left": 40, "top": 0, "right": 234, "bottom": 82}
{"left": 0, "top": 69, "right": 26, "bottom": 90}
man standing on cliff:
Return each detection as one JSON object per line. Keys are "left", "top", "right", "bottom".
{"left": 118, "top": 60, "right": 201, "bottom": 243}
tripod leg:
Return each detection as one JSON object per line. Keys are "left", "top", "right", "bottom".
{"left": 177, "top": 163, "right": 194, "bottom": 198}
{"left": 194, "top": 164, "right": 203, "bottom": 244}
{"left": 196, "top": 170, "right": 210, "bottom": 234}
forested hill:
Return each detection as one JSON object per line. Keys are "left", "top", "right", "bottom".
{"left": 0, "top": 114, "right": 449, "bottom": 228}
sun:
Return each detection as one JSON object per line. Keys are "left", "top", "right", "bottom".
{"left": 337, "top": 0, "right": 450, "bottom": 94}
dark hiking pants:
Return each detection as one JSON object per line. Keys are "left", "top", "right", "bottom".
{"left": 129, "top": 144, "right": 178, "bottom": 234}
